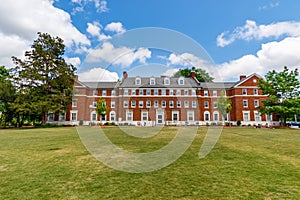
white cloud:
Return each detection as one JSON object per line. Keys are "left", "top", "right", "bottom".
{"left": 105, "top": 22, "right": 126, "bottom": 34}
{"left": 64, "top": 57, "right": 81, "bottom": 68}
{"left": 78, "top": 68, "right": 119, "bottom": 82}
{"left": 0, "top": 0, "right": 90, "bottom": 67}
{"left": 217, "top": 20, "right": 300, "bottom": 47}
{"left": 71, "top": 0, "right": 109, "bottom": 14}
{"left": 162, "top": 68, "right": 179, "bottom": 77}
{"left": 216, "top": 36, "right": 300, "bottom": 80}
{"left": 167, "top": 53, "right": 211, "bottom": 71}
{"left": 86, "top": 42, "right": 151, "bottom": 68}
{"left": 259, "top": 1, "right": 279, "bottom": 10}
{"left": 86, "top": 21, "right": 111, "bottom": 41}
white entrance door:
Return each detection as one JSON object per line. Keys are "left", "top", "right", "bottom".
{"left": 156, "top": 112, "right": 164, "bottom": 125}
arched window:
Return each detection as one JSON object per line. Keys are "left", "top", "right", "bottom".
{"left": 110, "top": 111, "right": 116, "bottom": 121}
{"left": 91, "top": 111, "right": 97, "bottom": 121}
{"left": 204, "top": 111, "right": 210, "bottom": 121}
{"left": 213, "top": 111, "right": 219, "bottom": 121}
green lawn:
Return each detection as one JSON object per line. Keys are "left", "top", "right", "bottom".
{"left": 0, "top": 127, "right": 299, "bottom": 199}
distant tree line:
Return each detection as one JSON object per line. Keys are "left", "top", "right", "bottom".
{"left": 0, "top": 33, "right": 76, "bottom": 128}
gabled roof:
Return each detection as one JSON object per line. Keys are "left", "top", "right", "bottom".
{"left": 233, "top": 73, "right": 262, "bottom": 88}
{"left": 200, "top": 82, "right": 236, "bottom": 89}
{"left": 119, "top": 77, "right": 199, "bottom": 88}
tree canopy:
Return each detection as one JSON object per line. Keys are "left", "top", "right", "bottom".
{"left": 217, "top": 91, "right": 232, "bottom": 121}
{"left": 10, "top": 32, "right": 76, "bottom": 125}
{"left": 258, "top": 66, "right": 300, "bottom": 125}
{"left": 96, "top": 98, "right": 108, "bottom": 121}
{"left": 173, "top": 67, "right": 214, "bottom": 82}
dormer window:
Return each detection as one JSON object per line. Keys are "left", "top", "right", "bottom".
{"left": 178, "top": 77, "right": 184, "bottom": 85}
{"left": 164, "top": 77, "right": 170, "bottom": 85}
{"left": 135, "top": 77, "right": 141, "bottom": 85}
{"left": 150, "top": 77, "right": 155, "bottom": 85}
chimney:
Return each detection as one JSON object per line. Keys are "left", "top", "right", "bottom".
{"left": 123, "top": 71, "right": 128, "bottom": 79}
{"left": 190, "top": 71, "right": 196, "bottom": 78}
{"left": 240, "top": 75, "right": 246, "bottom": 80}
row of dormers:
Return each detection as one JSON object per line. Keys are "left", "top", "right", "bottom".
{"left": 134, "top": 77, "right": 185, "bottom": 85}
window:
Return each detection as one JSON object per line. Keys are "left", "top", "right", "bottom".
{"left": 131, "top": 100, "right": 136, "bottom": 108}
{"left": 73, "top": 88, "right": 79, "bottom": 95}
{"left": 150, "top": 78, "right": 155, "bottom": 85}
{"left": 192, "top": 101, "right": 197, "bottom": 108}
{"left": 187, "top": 111, "right": 194, "bottom": 121}
{"left": 111, "top": 90, "right": 115, "bottom": 96}
{"left": 154, "top": 100, "right": 158, "bottom": 108}
{"left": 139, "top": 89, "right": 143, "bottom": 95}
{"left": 184, "top": 89, "right": 188, "bottom": 96}
{"left": 124, "top": 89, "right": 129, "bottom": 96}
{"left": 266, "top": 114, "right": 273, "bottom": 121}
{"left": 254, "top": 100, "right": 259, "bottom": 107}
{"left": 110, "top": 111, "right": 115, "bottom": 121}
{"left": 48, "top": 112, "right": 54, "bottom": 121}
{"left": 126, "top": 111, "right": 133, "bottom": 121}
{"left": 213, "top": 111, "right": 219, "bottom": 121}
{"left": 123, "top": 101, "right": 129, "bottom": 108}
{"left": 213, "top": 90, "right": 217, "bottom": 97}
{"left": 169, "top": 100, "right": 174, "bottom": 108}
{"left": 177, "top": 101, "right": 181, "bottom": 108}
{"left": 254, "top": 111, "right": 261, "bottom": 122}
{"left": 213, "top": 102, "right": 218, "bottom": 108}
{"left": 146, "top": 89, "right": 151, "bottom": 95}
{"left": 146, "top": 100, "right": 151, "bottom": 108}
{"left": 172, "top": 111, "right": 179, "bottom": 121}
{"left": 141, "top": 111, "right": 148, "bottom": 121}
{"left": 204, "top": 111, "right": 210, "bottom": 121}
{"left": 71, "top": 111, "right": 77, "bottom": 121}
{"left": 169, "top": 89, "right": 174, "bottom": 95}
{"left": 243, "top": 100, "right": 248, "bottom": 108}
{"left": 204, "top": 90, "right": 208, "bottom": 96}
{"left": 192, "top": 89, "right": 196, "bottom": 96}
{"left": 204, "top": 101, "right": 209, "bottom": 108}
{"left": 59, "top": 112, "right": 65, "bottom": 121}
{"left": 92, "top": 101, "right": 97, "bottom": 108}
{"left": 111, "top": 101, "right": 115, "bottom": 108}
{"left": 102, "top": 90, "right": 107, "bottom": 96}
{"left": 154, "top": 89, "right": 158, "bottom": 96}
{"left": 139, "top": 101, "right": 143, "bottom": 108}
{"left": 178, "top": 77, "right": 184, "bottom": 85}
{"left": 222, "top": 90, "right": 227, "bottom": 96}
{"left": 91, "top": 111, "right": 97, "bottom": 121}
{"left": 72, "top": 99, "right": 77, "bottom": 107}
{"left": 161, "top": 89, "right": 166, "bottom": 96}
{"left": 164, "top": 77, "right": 170, "bottom": 85}
{"left": 184, "top": 100, "right": 189, "bottom": 108}
{"left": 243, "top": 111, "right": 250, "bottom": 122}
{"left": 254, "top": 89, "right": 258, "bottom": 95}
{"left": 176, "top": 89, "right": 181, "bottom": 96}
{"left": 93, "top": 90, "right": 97, "bottom": 96}
{"left": 101, "top": 115, "right": 106, "bottom": 121}
{"left": 131, "top": 89, "right": 136, "bottom": 95}
{"left": 162, "top": 100, "right": 166, "bottom": 108}
{"left": 135, "top": 77, "right": 141, "bottom": 85}
{"left": 242, "top": 89, "right": 247, "bottom": 95}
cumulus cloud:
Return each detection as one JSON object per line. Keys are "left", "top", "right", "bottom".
{"left": 216, "top": 36, "right": 300, "bottom": 80}
{"left": 72, "top": 0, "right": 109, "bottom": 14}
{"left": 78, "top": 67, "right": 119, "bottom": 82}
{"left": 86, "top": 21, "right": 111, "bottom": 41}
{"left": 217, "top": 20, "right": 300, "bottom": 47}
{"left": 167, "top": 53, "right": 211, "bottom": 71}
{"left": 64, "top": 57, "right": 82, "bottom": 68}
{"left": 105, "top": 22, "right": 126, "bottom": 34}
{"left": 0, "top": 0, "right": 90, "bottom": 67}
{"left": 162, "top": 68, "right": 179, "bottom": 77}
{"left": 86, "top": 42, "right": 152, "bottom": 68}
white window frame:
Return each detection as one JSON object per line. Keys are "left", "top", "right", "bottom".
{"left": 213, "top": 111, "right": 219, "bottom": 121}
{"left": 124, "top": 89, "right": 129, "bottom": 96}
{"left": 169, "top": 100, "right": 174, "bottom": 108}
{"left": 192, "top": 101, "right": 197, "bottom": 108}
{"left": 111, "top": 90, "right": 116, "bottom": 96}
{"left": 111, "top": 101, "right": 115, "bottom": 108}
{"left": 204, "top": 101, "right": 209, "bottom": 108}
{"left": 141, "top": 111, "right": 148, "bottom": 121}
{"left": 254, "top": 100, "right": 259, "bottom": 108}
{"left": 150, "top": 78, "right": 155, "bottom": 85}
{"left": 242, "top": 89, "right": 247, "bottom": 95}
{"left": 204, "top": 90, "right": 208, "bottom": 97}
{"left": 131, "top": 100, "right": 136, "bottom": 108}
{"left": 254, "top": 111, "right": 261, "bottom": 122}
{"left": 91, "top": 111, "right": 97, "bottom": 121}
{"left": 139, "top": 89, "right": 143, "bottom": 96}
{"left": 102, "top": 90, "right": 107, "bottom": 96}
{"left": 213, "top": 90, "right": 217, "bottom": 97}
{"left": 154, "top": 100, "right": 158, "bottom": 108}
{"left": 204, "top": 111, "right": 210, "bottom": 121}
{"left": 72, "top": 99, "right": 77, "bottom": 107}
{"left": 162, "top": 100, "right": 166, "bottom": 108}
{"left": 146, "top": 100, "right": 151, "bottom": 108}
{"left": 93, "top": 90, "right": 98, "bottom": 96}
{"left": 187, "top": 111, "right": 194, "bottom": 122}
{"left": 139, "top": 100, "right": 144, "bottom": 108}
{"left": 177, "top": 101, "right": 181, "bottom": 108}
{"left": 110, "top": 111, "right": 116, "bottom": 121}
{"left": 70, "top": 111, "right": 78, "bottom": 121}
{"left": 126, "top": 110, "right": 133, "bottom": 121}
{"left": 213, "top": 101, "right": 218, "bottom": 108}
{"left": 184, "top": 100, "right": 189, "bottom": 108}
{"left": 131, "top": 89, "right": 136, "bottom": 95}
{"left": 172, "top": 111, "right": 179, "bottom": 121}
{"left": 135, "top": 77, "right": 141, "bottom": 85}
{"left": 184, "top": 89, "right": 188, "bottom": 96}
{"left": 243, "top": 111, "right": 250, "bottom": 122}
{"left": 164, "top": 77, "right": 170, "bottom": 85}
{"left": 154, "top": 89, "right": 158, "bottom": 96}
{"left": 254, "top": 89, "right": 258, "bottom": 95}
{"left": 243, "top": 100, "right": 248, "bottom": 108}
{"left": 146, "top": 89, "right": 151, "bottom": 96}
{"left": 123, "top": 101, "right": 129, "bottom": 108}
{"left": 161, "top": 89, "right": 166, "bottom": 96}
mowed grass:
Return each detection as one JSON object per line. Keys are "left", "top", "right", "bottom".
{"left": 0, "top": 127, "right": 299, "bottom": 200}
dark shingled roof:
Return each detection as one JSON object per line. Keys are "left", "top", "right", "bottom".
{"left": 200, "top": 82, "right": 236, "bottom": 89}
{"left": 80, "top": 81, "right": 118, "bottom": 89}
{"left": 119, "top": 77, "right": 200, "bottom": 88}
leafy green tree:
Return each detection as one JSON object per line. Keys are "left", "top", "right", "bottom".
{"left": 95, "top": 98, "right": 108, "bottom": 122}
{"left": 11, "top": 32, "right": 76, "bottom": 125}
{"left": 0, "top": 66, "right": 16, "bottom": 127}
{"left": 173, "top": 67, "right": 214, "bottom": 82}
{"left": 217, "top": 91, "right": 232, "bottom": 123}
{"left": 258, "top": 66, "right": 300, "bottom": 126}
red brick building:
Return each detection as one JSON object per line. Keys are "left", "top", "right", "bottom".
{"left": 48, "top": 71, "right": 278, "bottom": 126}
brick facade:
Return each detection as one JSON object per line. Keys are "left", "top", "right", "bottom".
{"left": 49, "top": 72, "right": 279, "bottom": 126}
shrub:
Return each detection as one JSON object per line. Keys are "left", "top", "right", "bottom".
{"left": 237, "top": 120, "right": 241, "bottom": 126}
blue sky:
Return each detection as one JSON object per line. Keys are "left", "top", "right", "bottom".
{"left": 0, "top": 0, "right": 299, "bottom": 81}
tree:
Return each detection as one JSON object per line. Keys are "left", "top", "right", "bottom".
{"left": 173, "top": 67, "right": 214, "bottom": 82}
{"left": 258, "top": 66, "right": 300, "bottom": 126}
{"left": 95, "top": 98, "right": 108, "bottom": 122}
{"left": 0, "top": 66, "right": 16, "bottom": 127}
{"left": 217, "top": 91, "right": 232, "bottom": 123}
{"left": 11, "top": 32, "right": 76, "bottom": 125}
